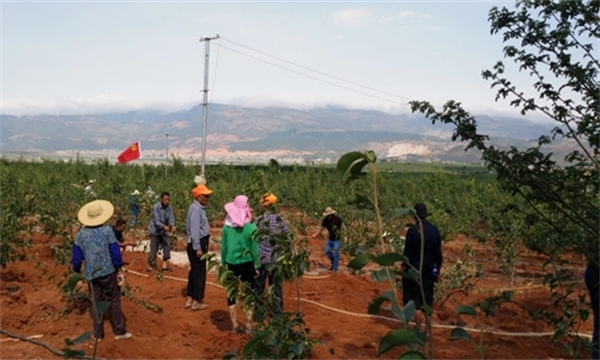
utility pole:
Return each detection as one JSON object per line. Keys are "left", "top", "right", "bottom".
{"left": 199, "top": 34, "right": 220, "bottom": 179}
{"left": 165, "top": 133, "right": 169, "bottom": 179}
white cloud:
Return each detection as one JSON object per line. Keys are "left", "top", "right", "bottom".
{"left": 419, "top": 13, "right": 432, "bottom": 19}
{"left": 396, "top": 11, "right": 415, "bottom": 18}
{"left": 1, "top": 96, "right": 198, "bottom": 116}
{"left": 421, "top": 25, "right": 441, "bottom": 31}
{"left": 332, "top": 8, "right": 373, "bottom": 28}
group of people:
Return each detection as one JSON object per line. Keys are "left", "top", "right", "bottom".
{"left": 70, "top": 187, "right": 598, "bottom": 359}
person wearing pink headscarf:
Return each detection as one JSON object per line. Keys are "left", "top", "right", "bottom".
{"left": 221, "top": 195, "right": 260, "bottom": 334}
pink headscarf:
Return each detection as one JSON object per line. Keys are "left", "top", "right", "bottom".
{"left": 224, "top": 195, "right": 252, "bottom": 228}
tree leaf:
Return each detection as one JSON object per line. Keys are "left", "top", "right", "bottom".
{"left": 66, "top": 273, "right": 87, "bottom": 293}
{"left": 383, "top": 208, "right": 415, "bottom": 223}
{"left": 70, "top": 331, "right": 92, "bottom": 345}
{"left": 62, "top": 348, "right": 86, "bottom": 359}
{"left": 368, "top": 296, "right": 390, "bottom": 314}
{"left": 347, "top": 253, "right": 374, "bottom": 270}
{"left": 336, "top": 151, "right": 367, "bottom": 177}
{"left": 399, "top": 350, "right": 427, "bottom": 359}
{"left": 372, "top": 253, "right": 406, "bottom": 266}
{"left": 242, "top": 331, "right": 270, "bottom": 358}
{"left": 401, "top": 300, "right": 416, "bottom": 325}
{"left": 450, "top": 327, "right": 473, "bottom": 342}
{"left": 377, "top": 329, "right": 422, "bottom": 356}
{"left": 95, "top": 301, "right": 110, "bottom": 316}
{"left": 366, "top": 150, "right": 377, "bottom": 163}
{"left": 371, "top": 269, "right": 390, "bottom": 283}
{"left": 349, "top": 159, "right": 369, "bottom": 176}
{"left": 455, "top": 305, "right": 477, "bottom": 317}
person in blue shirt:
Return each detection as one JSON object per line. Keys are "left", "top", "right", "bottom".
{"left": 147, "top": 191, "right": 175, "bottom": 272}
{"left": 401, "top": 203, "right": 443, "bottom": 333}
{"left": 185, "top": 184, "right": 212, "bottom": 311}
{"left": 71, "top": 200, "right": 132, "bottom": 341}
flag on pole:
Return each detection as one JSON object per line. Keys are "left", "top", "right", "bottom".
{"left": 118, "top": 141, "right": 141, "bottom": 163}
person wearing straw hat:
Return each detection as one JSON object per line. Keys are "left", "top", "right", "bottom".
{"left": 71, "top": 200, "right": 132, "bottom": 341}
{"left": 253, "top": 193, "right": 290, "bottom": 316}
{"left": 312, "top": 207, "right": 344, "bottom": 272}
{"left": 185, "top": 184, "right": 213, "bottom": 311}
{"left": 221, "top": 195, "right": 260, "bottom": 334}
{"left": 401, "top": 202, "right": 443, "bottom": 333}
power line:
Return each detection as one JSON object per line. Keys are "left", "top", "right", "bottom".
{"left": 216, "top": 43, "right": 407, "bottom": 105}
{"left": 220, "top": 36, "right": 412, "bottom": 102}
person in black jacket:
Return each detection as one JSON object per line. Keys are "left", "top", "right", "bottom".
{"left": 401, "top": 203, "right": 443, "bottom": 333}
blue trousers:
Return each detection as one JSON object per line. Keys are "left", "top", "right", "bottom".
{"left": 325, "top": 239, "right": 341, "bottom": 271}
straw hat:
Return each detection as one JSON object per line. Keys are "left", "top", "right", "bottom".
{"left": 78, "top": 200, "right": 114, "bottom": 226}
{"left": 131, "top": 189, "right": 140, "bottom": 196}
{"left": 322, "top": 207, "right": 336, "bottom": 216}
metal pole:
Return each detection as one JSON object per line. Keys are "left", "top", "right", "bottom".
{"left": 165, "top": 133, "right": 169, "bottom": 179}
{"left": 199, "top": 34, "right": 219, "bottom": 177}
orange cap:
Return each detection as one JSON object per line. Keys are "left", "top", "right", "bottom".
{"left": 192, "top": 184, "right": 213, "bottom": 197}
{"left": 261, "top": 193, "right": 278, "bottom": 206}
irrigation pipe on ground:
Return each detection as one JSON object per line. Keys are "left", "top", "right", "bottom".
{"left": 124, "top": 269, "right": 593, "bottom": 339}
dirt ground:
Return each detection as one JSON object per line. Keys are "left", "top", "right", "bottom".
{"left": 0, "top": 217, "right": 595, "bottom": 360}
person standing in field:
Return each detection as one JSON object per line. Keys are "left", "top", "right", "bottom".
{"left": 312, "top": 207, "right": 344, "bottom": 272}
{"left": 254, "top": 193, "right": 290, "bottom": 315}
{"left": 185, "top": 184, "right": 212, "bottom": 311}
{"left": 585, "top": 261, "right": 599, "bottom": 359}
{"left": 221, "top": 195, "right": 259, "bottom": 334}
{"left": 401, "top": 202, "right": 443, "bottom": 333}
{"left": 147, "top": 191, "right": 175, "bottom": 272}
{"left": 129, "top": 190, "right": 140, "bottom": 226}
{"left": 71, "top": 200, "right": 132, "bottom": 341}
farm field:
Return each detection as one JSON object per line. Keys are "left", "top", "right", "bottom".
{"left": 0, "top": 159, "right": 595, "bottom": 359}
{"left": 0, "top": 219, "right": 594, "bottom": 359}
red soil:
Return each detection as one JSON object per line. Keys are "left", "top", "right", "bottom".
{"left": 0, "top": 221, "right": 594, "bottom": 360}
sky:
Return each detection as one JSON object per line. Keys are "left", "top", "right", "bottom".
{"left": 2, "top": 1, "right": 548, "bottom": 118}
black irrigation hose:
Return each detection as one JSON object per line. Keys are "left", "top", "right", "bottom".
{"left": 0, "top": 328, "right": 97, "bottom": 359}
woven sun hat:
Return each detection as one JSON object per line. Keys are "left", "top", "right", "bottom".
{"left": 260, "top": 193, "right": 278, "bottom": 206}
{"left": 131, "top": 189, "right": 140, "bottom": 196}
{"left": 78, "top": 200, "right": 114, "bottom": 226}
{"left": 224, "top": 195, "right": 252, "bottom": 227}
{"left": 322, "top": 207, "right": 336, "bottom": 216}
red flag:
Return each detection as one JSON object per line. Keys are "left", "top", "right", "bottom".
{"left": 118, "top": 141, "right": 141, "bottom": 163}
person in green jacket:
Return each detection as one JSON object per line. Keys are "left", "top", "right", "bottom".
{"left": 221, "top": 195, "right": 260, "bottom": 334}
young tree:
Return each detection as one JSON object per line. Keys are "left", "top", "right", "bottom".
{"left": 410, "top": 0, "right": 598, "bottom": 355}
{"left": 410, "top": 0, "right": 599, "bottom": 266}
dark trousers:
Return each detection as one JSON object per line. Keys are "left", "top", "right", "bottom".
{"left": 89, "top": 271, "right": 127, "bottom": 339}
{"left": 254, "top": 265, "right": 283, "bottom": 314}
{"left": 148, "top": 233, "right": 171, "bottom": 266}
{"left": 226, "top": 261, "right": 255, "bottom": 306}
{"left": 402, "top": 274, "right": 434, "bottom": 310}
{"left": 591, "top": 285, "right": 599, "bottom": 359}
{"left": 186, "top": 243, "right": 206, "bottom": 301}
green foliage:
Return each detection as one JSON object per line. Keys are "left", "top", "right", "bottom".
{"left": 434, "top": 244, "right": 483, "bottom": 310}
{"left": 410, "top": 0, "right": 598, "bottom": 353}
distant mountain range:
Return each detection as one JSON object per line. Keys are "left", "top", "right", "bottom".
{"left": 0, "top": 104, "right": 564, "bottom": 164}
